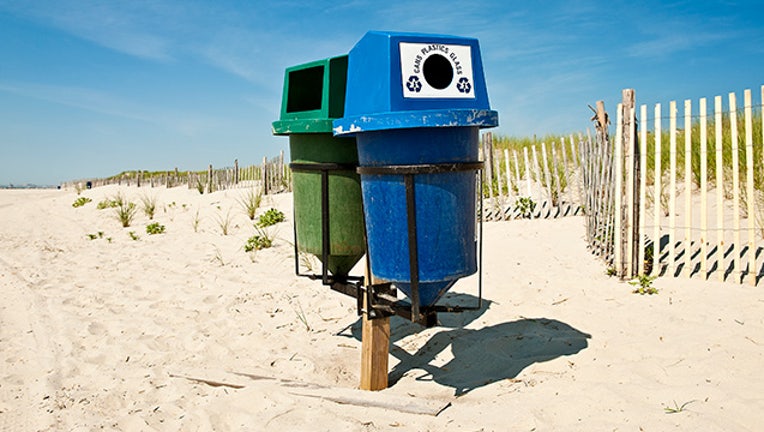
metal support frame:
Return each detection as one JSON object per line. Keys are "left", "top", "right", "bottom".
{"left": 289, "top": 161, "right": 484, "bottom": 328}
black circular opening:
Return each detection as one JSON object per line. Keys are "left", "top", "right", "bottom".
{"left": 422, "top": 54, "right": 453, "bottom": 90}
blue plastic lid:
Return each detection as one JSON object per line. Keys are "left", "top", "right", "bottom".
{"left": 334, "top": 31, "right": 498, "bottom": 135}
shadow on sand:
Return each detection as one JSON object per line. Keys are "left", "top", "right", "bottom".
{"left": 339, "top": 292, "right": 591, "bottom": 395}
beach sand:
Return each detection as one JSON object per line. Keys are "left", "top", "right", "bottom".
{"left": 1, "top": 185, "right": 763, "bottom": 431}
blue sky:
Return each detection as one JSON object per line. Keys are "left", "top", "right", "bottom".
{"left": 1, "top": 0, "right": 762, "bottom": 186}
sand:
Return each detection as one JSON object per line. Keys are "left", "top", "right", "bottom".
{"left": 1, "top": 185, "right": 763, "bottom": 431}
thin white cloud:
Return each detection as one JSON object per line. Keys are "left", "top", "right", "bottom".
{"left": 628, "top": 30, "right": 736, "bottom": 59}
{"left": 1, "top": 0, "right": 180, "bottom": 61}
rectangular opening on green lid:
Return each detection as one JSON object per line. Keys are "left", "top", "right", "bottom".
{"left": 286, "top": 65, "right": 324, "bottom": 113}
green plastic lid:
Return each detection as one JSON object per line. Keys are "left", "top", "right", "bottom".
{"left": 272, "top": 55, "right": 348, "bottom": 135}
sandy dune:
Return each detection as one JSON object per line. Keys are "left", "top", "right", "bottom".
{"left": 1, "top": 185, "right": 762, "bottom": 431}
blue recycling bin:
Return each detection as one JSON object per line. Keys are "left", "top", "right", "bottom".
{"left": 333, "top": 31, "right": 498, "bottom": 307}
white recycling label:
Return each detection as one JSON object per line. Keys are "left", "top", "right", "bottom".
{"left": 399, "top": 42, "right": 475, "bottom": 99}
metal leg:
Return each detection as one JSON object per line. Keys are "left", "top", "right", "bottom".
{"left": 404, "top": 173, "right": 420, "bottom": 323}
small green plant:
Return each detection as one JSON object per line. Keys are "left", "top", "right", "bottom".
{"left": 630, "top": 274, "right": 658, "bottom": 295}
{"left": 128, "top": 231, "right": 140, "bottom": 241}
{"left": 606, "top": 267, "right": 618, "bottom": 277}
{"left": 643, "top": 242, "right": 655, "bottom": 274}
{"left": 664, "top": 400, "right": 694, "bottom": 414}
{"left": 140, "top": 194, "right": 158, "bottom": 220}
{"left": 106, "top": 237, "right": 112, "bottom": 243}
{"left": 211, "top": 245, "right": 225, "bottom": 266}
{"left": 87, "top": 233, "right": 98, "bottom": 240}
{"left": 192, "top": 209, "right": 201, "bottom": 233}
{"left": 72, "top": 197, "right": 92, "bottom": 208}
{"left": 285, "top": 295, "right": 310, "bottom": 331}
{"left": 97, "top": 199, "right": 118, "bottom": 210}
{"left": 293, "top": 301, "right": 310, "bottom": 331}
{"left": 299, "top": 250, "right": 317, "bottom": 272}
{"left": 245, "top": 227, "right": 274, "bottom": 252}
{"left": 113, "top": 193, "right": 137, "bottom": 228}
{"left": 514, "top": 196, "right": 536, "bottom": 219}
{"left": 237, "top": 188, "right": 263, "bottom": 221}
{"left": 215, "top": 209, "right": 233, "bottom": 235}
{"left": 146, "top": 222, "right": 165, "bottom": 235}
{"left": 257, "top": 208, "right": 285, "bottom": 228}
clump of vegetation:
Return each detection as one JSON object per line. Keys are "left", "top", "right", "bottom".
{"left": 192, "top": 209, "right": 201, "bottom": 233}
{"left": 664, "top": 400, "right": 695, "bottom": 414}
{"left": 97, "top": 198, "right": 118, "bottom": 210}
{"left": 299, "top": 249, "right": 318, "bottom": 272}
{"left": 643, "top": 242, "right": 655, "bottom": 274}
{"left": 515, "top": 196, "right": 536, "bottom": 219}
{"left": 257, "top": 208, "right": 285, "bottom": 228}
{"left": 630, "top": 274, "right": 658, "bottom": 295}
{"left": 245, "top": 227, "right": 274, "bottom": 252}
{"left": 84, "top": 231, "right": 108, "bottom": 241}
{"left": 72, "top": 197, "right": 92, "bottom": 208}
{"left": 215, "top": 209, "right": 233, "bottom": 235}
{"left": 128, "top": 231, "right": 140, "bottom": 241}
{"left": 237, "top": 188, "right": 263, "bottom": 221}
{"left": 113, "top": 193, "right": 137, "bottom": 228}
{"left": 146, "top": 222, "right": 165, "bottom": 235}
{"left": 140, "top": 194, "right": 158, "bottom": 220}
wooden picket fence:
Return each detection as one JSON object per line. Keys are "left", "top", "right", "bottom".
{"left": 479, "top": 132, "right": 587, "bottom": 221}
{"left": 63, "top": 151, "right": 291, "bottom": 195}
{"left": 587, "top": 85, "right": 764, "bottom": 286}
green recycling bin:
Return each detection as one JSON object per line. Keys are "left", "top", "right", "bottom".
{"left": 272, "top": 55, "right": 365, "bottom": 279}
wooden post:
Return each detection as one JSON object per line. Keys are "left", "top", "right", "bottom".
{"left": 653, "top": 103, "right": 662, "bottom": 276}
{"left": 234, "top": 159, "right": 240, "bottom": 185}
{"left": 512, "top": 150, "right": 522, "bottom": 197}
{"left": 503, "top": 149, "right": 512, "bottom": 198}
{"left": 494, "top": 147, "right": 503, "bottom": 205}
{"left": 262, "top": 157, "right": 269, "bottom": 195}
{"left": 744, "top": 89, "right": 755, "bottom": 285}
{"left": 669, "top": 101, "right": 677, "bottom": 276}
{"left": 503, "top": 148, "right": 512, "bottom": 204}
{"left": 639, "top": 104, "right": 648, "bottom": 276}
{"left": 684, "top": 99, "right": 693, "bottom": 276}
{"left": 613, "top": 104, "right": 624, "bottom": 278}
{"left": 531, "top": 146, "right": 544, "bottom": 217}
{"left": 360, "top": 261, "right": 389, "bottom": 391}
{"left": 523, "top": 147, "right": 532, "bottom": 198}
{"left": 207, "top": 164, "right": 213, "bottom": 194}
{"left": 540, "top": 142, "right": 552, "bottom": 215}
{"left": 715, "top": 95, "right": 724, "bottom": 281}
{"left": 551, "top": 144, "right": 562, "bottom": 210}
{"left": 622, "top": 89, "right": 637, "bottom": 279}
{"left": 700, "top": 98, "right": 709, "bottom": 278}
{"left": 730, "top": 92, "right": 741, "bottom": 282}
{"left": 484, "top": 133, "right": 494, "bottom": 204}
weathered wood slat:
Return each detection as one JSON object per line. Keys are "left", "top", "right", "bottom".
{"left": 715, "top": 95, "right": 724, "bottom": 281}
{"left": 684, "top": 99, "right": 693, "bottom": 277}
{"left": 744, "top": 89, "right": 755, "bottom": 285}
{"left": 700, "top": 98, "right": 709, "bottom": 278}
